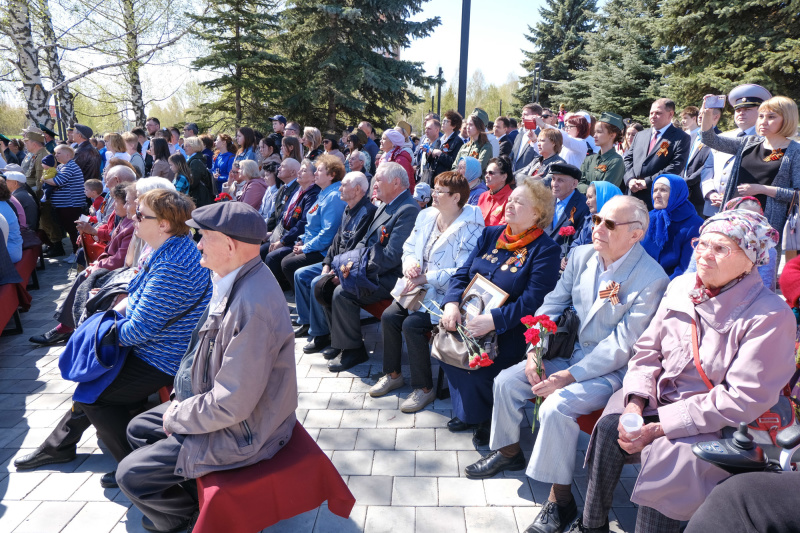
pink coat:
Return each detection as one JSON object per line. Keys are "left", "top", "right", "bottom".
{"left": 237, "top": 177, "right": 268, "bottom": 210}
{"left": 590, "top": 269, "right": 796, "bottom": 520}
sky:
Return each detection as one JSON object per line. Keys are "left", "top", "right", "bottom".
{"left": 402, "top": 0, "right": 547, "bottom": 87}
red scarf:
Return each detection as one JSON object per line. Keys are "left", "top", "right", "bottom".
{"left": 496, "top": 225, "right": 543, "bottom": 251}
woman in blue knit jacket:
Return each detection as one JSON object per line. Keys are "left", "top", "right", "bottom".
{"left": 14, "top": 190, "right": 211, "bottom": 482}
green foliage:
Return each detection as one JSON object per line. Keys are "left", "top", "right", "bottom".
{"left": 551, "top": 0, "right": 668, "bottom": 122}
{"left": 657, "top": 0, "right": 800, "bottom": 105}
{"left": 189, "top": 0, "right": 284, "bottom": 131}
{"left": 513, "top": 0, "right": 598, "bottom": 111}
{"left": 276, "top": 0, "right": 440, "bottom": 132}
{"left": 0, "top": 100, "right": 29, "bottom": 135}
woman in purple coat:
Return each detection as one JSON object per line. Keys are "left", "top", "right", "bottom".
{"left": 575, "top": 209, "right": 796, "bottom": 533}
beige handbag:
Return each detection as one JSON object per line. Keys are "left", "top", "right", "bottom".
{"left": 430, "top": 291, "right": 499, "bottom": 370}
{"left": 390, "top": 278, "right": 425, "bottom": 312}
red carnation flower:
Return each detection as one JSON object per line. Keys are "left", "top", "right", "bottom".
{"left": 478, "top": 353, "right": 494, "bottom": 367}
{"left": 524, "top": 328, "right": 540, "bottom": 346}
{"left": 559, "top": 226, "right": 576, "bottom": 237}
{"left": 521, "top": 315, "right": 536, "bottom": 327}
{"left": 541, "top": 319, "right": 558, "bottom": 334}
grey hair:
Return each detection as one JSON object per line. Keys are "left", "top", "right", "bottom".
{"left": 602, "top": 195, "right": 649, "bottom": 239}
{"left": 301, "top": 158, "right": 317, "bottom": 174}
{"left": 343, "top": 171, "right": 369, "bottom": 194}
{"left": 349, "top": 150, "right": 366, "bottom": 164}
{"left": 136, "top": 176, "right": 176, "bottom": 194}
{"left": 378, "top": 161, "right": 409, "bottom": 189}
{"left": 238, "top": 159, "right": 259, "bottom": 179}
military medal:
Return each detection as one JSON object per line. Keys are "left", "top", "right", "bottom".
{"left": 510, "top": 267, "right": 518, "bottom": 273}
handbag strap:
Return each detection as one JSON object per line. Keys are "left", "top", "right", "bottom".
{"left": 691, "top": 318, "right": 714, "bottom": 391}
{"left": 165, "top": 276, "right": 211, "bottom": 328}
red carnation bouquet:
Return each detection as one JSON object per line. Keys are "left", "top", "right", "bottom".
{"left": 558, "top": 226, "right": 577, "bottom": 272}
{"left": 521, "top": 314, "right": 557, "bottom": 432}
{"left": 215, "top": 192, "right": 233, "bottom": 202}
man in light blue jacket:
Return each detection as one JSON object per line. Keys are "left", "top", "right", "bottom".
{"left": 464, "top": 195, "right": 670, "bottom": 533}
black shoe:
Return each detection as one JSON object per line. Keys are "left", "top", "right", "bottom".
{"left": 100, "top": 470, "right": 118, "bottom": 488}
{"left": 464, "top": 450, "right": 526, "bottom": 479}
{"left": 303, "top": 335, "right": 331, "bottom": 354}
{"left": 43, "top": 243, "right": 66, "bottom": 257}
{"left": 294, "top": 324, "right": 310, "bottom": 338}
{"left": 321, "top": 346, "right": 342, "bottom": 360}
{"left": 567, "top": 517, "right": 609, "bottom": 533}
{"left": 524, "top": 499, "right": 578, "bottom": 533}
{"left": 30, "top": 327, "right": 72, "bottom": 346}
{"left": 327, "top": 345, "right": 368, "bottom": 372}
{"left": 291, "top": 318, "right": 301, "bottom": 327}
{"left": 472, "top": 420, "right": 490, "bottom": 447}
{"left": 141, "top": 515, "right": 190, "bottom": 533}
{"left": 447, "top": 417, "right": 477, "bottom": 432}
{"left": 14, "top": 447, "right": 76, "bottom": 470}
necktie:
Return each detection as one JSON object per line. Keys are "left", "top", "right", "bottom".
{"left": 648, "top": 131, "right": 658, "bottom": 153}
{"left": 737, "top": 130, "right": 747, "bottom": 138}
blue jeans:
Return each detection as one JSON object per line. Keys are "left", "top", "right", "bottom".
{"left": 294, "top": 263, "right": 328, "bottom": 337}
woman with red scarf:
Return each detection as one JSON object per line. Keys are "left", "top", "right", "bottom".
{"left": 377, "top": 128, "right": 415, "bottom": 193}
{"left": 437, "top": 179, "right": 561, "bottom": 445}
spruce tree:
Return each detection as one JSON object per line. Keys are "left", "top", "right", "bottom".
{"left": 513, "top": 0, "right": 598, "bottom": 110}
{"left": 277, "top": 0, "right": 440, "bottom": 131}
{"left": 189, "top": 0, "right": 284, "bottom": 130}
{"left": 658, "top": 0, "right": 800, "bottom": 104}
{"left": 551, "top": 0, "right": 667, "bottom": 121}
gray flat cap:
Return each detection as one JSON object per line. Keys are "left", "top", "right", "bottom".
{"left": 74, "top": 123, "right": 93, "bottom": 140}
{"left": 186, "top": 201, "right": 267, "bottom": 244}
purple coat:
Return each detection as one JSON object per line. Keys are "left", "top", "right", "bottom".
{"left": 589, "top": 269, "right": 796, "bottom": 520}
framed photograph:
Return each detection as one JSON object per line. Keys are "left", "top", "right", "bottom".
{"left": 460, "top": 273, "right": 509, "bottom": 322}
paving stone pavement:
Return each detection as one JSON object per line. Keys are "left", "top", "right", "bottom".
{"left": 0, "top": 257, "right": 639, "bottom": 532}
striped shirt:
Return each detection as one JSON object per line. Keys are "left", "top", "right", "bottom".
{"left": 51, "top": 159, "right": 86, "bottom": 208}
{"left": 119, "top": 234, "right": 211, "bottom": 375}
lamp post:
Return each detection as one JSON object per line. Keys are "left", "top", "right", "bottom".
{"left": 457, "top": 0, "right": 470, "bottom": 116}
{"left": 436, "top": 66, "right": 443, "bottom": 117}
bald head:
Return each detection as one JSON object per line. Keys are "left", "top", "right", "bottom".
{"left": 277, "top": 158, "right": 301, "bottom": 183}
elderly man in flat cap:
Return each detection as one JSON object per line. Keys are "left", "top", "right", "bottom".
{"left": 547, "top": 162, "right": 590, "bottom": 250}
{"left": 116, "top": 201, "right": 298, "bottom": 533}
{"left": 72, "top": 123, "right": 102, "bottom": 183}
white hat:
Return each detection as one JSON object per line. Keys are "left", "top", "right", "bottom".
{"left": 728, "top": 84, "right": 772, "bottom": 109}
{"left": 3, "top": 171, "right": 26, "bottom": 184}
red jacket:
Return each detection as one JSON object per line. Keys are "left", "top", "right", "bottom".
{"left": 379, "top": 148, "right": 416, "bottom": 193}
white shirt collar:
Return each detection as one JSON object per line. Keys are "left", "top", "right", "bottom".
{"left": 596, "top": 246, "right": 635, "bottom": 292}
{"left": 209, "top": 265, "right": 244, "bottom": 315}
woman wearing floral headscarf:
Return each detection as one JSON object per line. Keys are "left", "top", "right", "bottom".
{"left": 377, "top": 128, "right": 415, "bottom": 192}
{"left": 576, "top": 209, "right": 795, "bottom": 533}
{"left": 641, "top": 174, "right": 703, "bottom": 279}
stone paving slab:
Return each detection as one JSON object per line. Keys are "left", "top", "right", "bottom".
{"left": 0, "top": 256, "right": 638, "bottom": 532}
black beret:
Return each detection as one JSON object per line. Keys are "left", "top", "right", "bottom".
{"left": 549, "top": 162, "right": 582, "bottom": 181}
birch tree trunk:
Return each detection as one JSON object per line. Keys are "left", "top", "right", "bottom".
{"left": 8, "top": 0, "right": 53, "bottom": 127}
{"left": 121, "top": 0, "right": 146, "bottom": 127}
{"left": 36, "top": 0, "right": 76, "bottom": 126}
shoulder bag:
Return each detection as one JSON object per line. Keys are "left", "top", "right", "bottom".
{"left": 430, "top": 291, "right": 499, "bottom": 370}
{"left": 543, "top": 306, "right": 580, "bottom": 360}
{"left": 783, "top": 190, "right": 799, "bottom": 252}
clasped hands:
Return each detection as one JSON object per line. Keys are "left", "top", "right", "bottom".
{"left": 401, "top": 264, "right": 426, "bottom": 292}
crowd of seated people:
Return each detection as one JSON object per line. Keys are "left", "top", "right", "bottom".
{"left": 3, "top": 84, "right": 799, "bottom": 533}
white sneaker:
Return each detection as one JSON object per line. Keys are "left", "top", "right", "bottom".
{"left": 63, "top": 254, "right": 77, "bottom": 263}
{"left": 400, "top": 388, "right": 436, "bottom": 413}
{"left": 369, "top": 374, "right": 404, "bottom": 397}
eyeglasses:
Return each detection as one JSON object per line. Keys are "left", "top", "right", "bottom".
{"left": 432, "top": 189, "right": 452, "bottom": 196}
{"left": 135, "top": 208, "right": 157, "bottom": 222}
{"left": 486, "top": 170, "right": 504, "bottom": 176}
{"left": 441, "top": 119, "right": 451, "bottom": 125}
{"left": 564, "top": 125, "right": 577, "bottom": 130}
{"left": 690, "top": 238, "right": 740, "bottom": 259}
{"left": 541, "top": 115, "right": 553, "bottom": 119}
{"left": 592, "top": 214, "right": 640, "bottom": 231}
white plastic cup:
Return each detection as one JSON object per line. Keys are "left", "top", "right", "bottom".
{"left": 620, "top": 413, "right": 644, "bottom": 440}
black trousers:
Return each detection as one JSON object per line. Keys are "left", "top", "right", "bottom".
{"left": 263, "top": 245, "right": 293, "bottom": 290}
{"left": 54, "top": 269, "right": 89, "bottom": 329}
{"left": 280, "top": 250, "right": 324, "bottom": 291}
{"left": 381, "top": 301, "right": 434, "bottom": 390}
{"left": 54, "top": 206, "right": 83, "bottom": 251}
{"left": 583, "top": 414, "right": 680, "bottom": 533}
{"left": 117, "top": 402, "right": 198, "bottom": 532}
{"left": 328, "top": 284, "right": 393, "bottom": 350}
{"left": 686, "top": 471, "right": 800, "bottom": 533}
{"left": 41, "top": 354, "right": 172, "bottom": 462}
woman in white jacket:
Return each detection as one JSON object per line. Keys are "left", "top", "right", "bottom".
{"left": 370, "top": 172, "right": 485, "bottom": 413}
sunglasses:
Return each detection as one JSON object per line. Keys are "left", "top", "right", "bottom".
{"left": 135, "top": 208, "right": 157, "bottom": 222}
{"left": 486, "top": 170, "right": 504, "bottom": 176}
{"left": 541, "top": 114, "right": 553, "bottom": 119}
{"left": 592, "top": 214, "right": 639, "bottom": 231}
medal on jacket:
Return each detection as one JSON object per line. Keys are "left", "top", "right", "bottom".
{"left": 501, "top": 248, "right": 527, "bottom": 272}
{"left": 380, "top": 226, "right": 389, "bottom": 244}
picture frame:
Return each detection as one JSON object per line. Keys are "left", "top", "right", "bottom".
{"left": 460, "top": 273, "right": 509, "bottom": 322}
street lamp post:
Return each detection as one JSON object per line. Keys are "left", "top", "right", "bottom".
{"left": 457, "top": 0, "right": 470, "bottom": 117}
{"left": 436, "top": 66, "right": 443, "bottom": 117}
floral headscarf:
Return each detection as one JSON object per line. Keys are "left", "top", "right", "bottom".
{"left": 699, "top": 209, "right": 778, "bottom": 267}
{"left": 724, "top": 196, "right": 763, "bottom": 214}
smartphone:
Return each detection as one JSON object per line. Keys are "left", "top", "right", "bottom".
{"left": 523, "top": 119, "right": 536, "bottom": 130}
{"left": 79, "top": 214, "right": 90, "bottom": 223}
{"left": 704, "top": 95, "right": 726, "bottom": 109}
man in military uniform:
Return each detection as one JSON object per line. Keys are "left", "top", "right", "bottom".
{"left": 39, "top": 123, "right": 58, "bottom": 153}
{"left": 700, "top": 84, "right": 772, "bottom": 217}
{"left": 23, "top": 125, "right": 64, "bottom": 255}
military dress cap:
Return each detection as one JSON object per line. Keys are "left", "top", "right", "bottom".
{"left": 598, "top": 112, "right": 625, "bottom": 132}
{"left": 73, "top": 123, "right": 93, "bottom": 140}
{"left": 728, "top": 84, "right": 772, "bottom": 109}
{"left": 269, "top": 114, "right": 287, "bottom": 124}
{"left": 549, "top": 162, "right": 582, "bottom": 181}
{"left": 0, "top": 134, "right": 10, "bottom": 143}
{"left": 186, "top": 201, "right": 267, "bottom": 244}
{"left": 396, "top": 120, "right": 412, "bottom": 137}
{"left": 470, "top": 107, "right": 489, "bottom": 127}
{"left": 21, "top": 125, "right": 45, "bottom": 143}
{"left": 38, "top": 124, "right": 57, "bottom": 138}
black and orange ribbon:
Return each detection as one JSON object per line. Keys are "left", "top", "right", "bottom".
{"left": 599, "top": 281, "right": 621, "bottom": 305}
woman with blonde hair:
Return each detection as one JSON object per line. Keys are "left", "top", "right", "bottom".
{"left": 122, "top": 132, "right": 145, "bottom": 178}
{"left": 104, "top": 132, "right": 129, "bottom": 164}
{"left": 302, "top": 127, "right": 323, "bottom": 161}
{"left": 700, "top": 95, "right": 800, "bottom": 246}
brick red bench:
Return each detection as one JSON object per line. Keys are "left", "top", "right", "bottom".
{"left": 15, "top": 247, "right": 40, "bottom": 291}
{"left": 194, "top": 421, "right": 355, "bottom": 533}
{"left": 0, "top": 283, "right": 22, "bottom": 335}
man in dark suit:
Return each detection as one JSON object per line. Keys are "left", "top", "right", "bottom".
{"left": 547, "top": 163, "right": 589, "bottom": 250}
{"left": 266, "top": 158, "right": 301, "bottom": 233}
{"left": 623, "top": 98, "right": 690, "bottom": 210}
{"left": 72, "top": 124, "right": 101, "bottom": 183}
{"left": 682, "top": 107, "right": 722, "bottom": 217}
{"left": 493, "top": 116, "right": 513, "bottom": 159}
{"left": 326, "top": 162, "right": 420, "bottom": 372}
{"left": 510, "top": 103, "right": 542, "bottom": 172}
